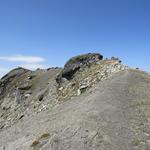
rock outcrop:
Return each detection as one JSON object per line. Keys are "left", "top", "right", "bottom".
{"left": 56, "top": 53, "right": 103, "bottom": 84}
{"left": 56, "top": 54, "right": 127, "bottom": 101}
{"left": 0, "top": 67, "right": 61, "bottom": 129}
{"left": 0, "top": 67, "right": 30, "bottom": 98}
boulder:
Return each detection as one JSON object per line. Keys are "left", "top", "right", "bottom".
{"left": 56, "top": 53, "right": 103, "bottom": 84}
{"left": 0, "top": 67, "right": 31, "bottom": 99}
{"left": 1, "top": 67, "right": 30, "bottom": 81}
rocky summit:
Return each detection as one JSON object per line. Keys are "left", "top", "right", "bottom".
{"left": 0, "top": 53, "right": 150, "bottom": 150}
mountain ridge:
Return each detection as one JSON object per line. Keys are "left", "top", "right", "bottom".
{"left": 0, "top": 53, "right": 150, "bottom": 150}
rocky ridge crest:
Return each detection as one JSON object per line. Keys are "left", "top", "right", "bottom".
{"left": 56, "top": 53, "right": 127, "bottom": 101}
{"left": 0, "top": 53, "right": 127, "bottom": 130}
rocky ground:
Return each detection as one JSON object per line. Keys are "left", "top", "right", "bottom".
{"left": 0, "top": 53, "right": 150, "bottom": 150}
{"left": 0, "top": 67, "right": 61, "bottom": 130}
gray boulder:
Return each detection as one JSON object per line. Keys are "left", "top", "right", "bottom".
{"left": 0, "top": 67, "right": 31, "bottom": 99}
{"left": 56, "top": 53, "right": 103, "bottom": 84}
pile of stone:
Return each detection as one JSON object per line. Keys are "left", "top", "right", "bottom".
{"left": 56, "top": 53, "right": 128, "bottom": 101}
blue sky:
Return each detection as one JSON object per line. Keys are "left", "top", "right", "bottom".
{"left": 0, "top": 0, "right": 150, "bottom": 77}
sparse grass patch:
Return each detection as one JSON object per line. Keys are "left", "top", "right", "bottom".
{"left": 40, "top": 133, "right": 50, "bottom": 139}
{"left": 132, "top": 139, "right": 140, "bottom": 146}
{"left": 30, "top": 133, "right": 50, "bottom": 148}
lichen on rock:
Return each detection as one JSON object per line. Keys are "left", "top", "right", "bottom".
{"left": 56, "top": 53, "right": 103, "bottom": 84}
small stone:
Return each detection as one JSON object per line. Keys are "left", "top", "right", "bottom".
{"left": 144, "top": 132, "right": 150, "bottom": 137}
{"left": 27, "top": 76, "right": 32, "bottom": 80}
{"left": 0, "top": 124, "right": 4, "bottom": 129}
{"left": 58, "top": 87, "right": 63, "bottom": 91}
{"left": 38, "top": 94, "right": 44, "bottom": 101}
{"left": 77, "top": 89, "right": 81, "bottom": 96}
{"left": 24, "top": 94, "right": 31, "bottom": 98}
{"left": 80, "top": 85, "right": 88, "bottom": 90}
{"left": 19, "top": 115, "right": 24, "bottom": 120}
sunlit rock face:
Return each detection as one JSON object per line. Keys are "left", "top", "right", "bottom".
{"left": 56, "top": 53, "right": 103, "bottom": 83}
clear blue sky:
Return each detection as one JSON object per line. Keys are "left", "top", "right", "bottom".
{"left": 0, "top": 0, "right": 150, "bottom": 77}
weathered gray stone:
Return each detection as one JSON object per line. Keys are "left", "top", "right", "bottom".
{"left": 56, "top": 53, "right": 103, "bottom": 84}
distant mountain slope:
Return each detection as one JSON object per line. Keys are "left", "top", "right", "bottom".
{"left": 0, "top": 69, "right": 149, "bottom": 150}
